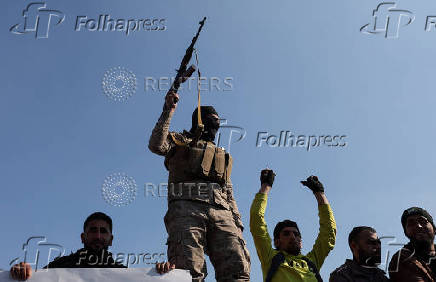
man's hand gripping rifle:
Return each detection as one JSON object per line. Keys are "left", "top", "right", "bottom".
{"left": 167, "top": 17, "right": 207, "bottom": 143}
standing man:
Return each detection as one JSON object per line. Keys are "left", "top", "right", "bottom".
{"left": 148, "top": 91, "right": 250, "bottom": 281}
{"left": 330, "top": 226, "right": 389, "bottom": 281}
{"left": 250, "top": 169, "right": 336, "bottom": 282}
{"left": 389, "top": 207, "right": 436, "bottom": 282}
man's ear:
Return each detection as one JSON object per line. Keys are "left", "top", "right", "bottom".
{"left": 109, "top": 234, "right": 113, "bottom": 246}
{"left": 274, "top": 238, "right": 280, "bottom": 249}
{"left": 81, "top": 232, "right": 85, "bottom": 244}
{"left": 404, "top": 228, "right": 412, "bottom": 239}
{"left": 350, "top": 241, "right": 359, "bottom": 259}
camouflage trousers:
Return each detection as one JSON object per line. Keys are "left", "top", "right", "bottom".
{"left": 164, "top": 200, "right": 251, "bottom": 282}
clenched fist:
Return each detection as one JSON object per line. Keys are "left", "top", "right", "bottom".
{"left": 164, "top": 91, "right": 179, "bottom": 112}
{"left": 301, "top": 176, "right": 324, "bottom": 193}
{"left": 260, "top": 169, "right": 276, "bottom": 187}
{"left": 10, "top": 262, "right": 32, "bottom": 281}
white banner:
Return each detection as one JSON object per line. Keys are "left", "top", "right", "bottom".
{"left": 0, "top": 268, "right": 191, "bottom": 282}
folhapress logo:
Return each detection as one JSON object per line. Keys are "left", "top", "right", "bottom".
{"left": 361, "top": 2, "right": 414, "bottom": 39}
{"left": 10, "top": 2, "right": 65, "bottom": 39}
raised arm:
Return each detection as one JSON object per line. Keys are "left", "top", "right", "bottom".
{"left": 249, "top": 169, "right": 276, "bottom": 265}
{"left": 148, "top": 91, "right": 178, "bottom": 156}
{"left": 302, "top": 176, "right": 337, "bottom": 270}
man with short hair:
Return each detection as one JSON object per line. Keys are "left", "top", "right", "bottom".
{"left": 250, "top": 169, "right": 336, "bottom": 282}
{"left": 10, "top": 212, "right": 173, "bottom": 280}
{"left": 388, "top": 207, "right": 436, "bottom": 282}
{"left": 329, "top": 226, "right": 389, "bottom": 281}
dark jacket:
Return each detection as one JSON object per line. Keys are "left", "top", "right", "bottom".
{"left": 330, "top": 259, "right": 389, "bottom": 282}
{"left": 45, "top": 248, "right": 126, "bottom": 269}
{"left": 388, "top": 243, "right": 436, "bottom": 282}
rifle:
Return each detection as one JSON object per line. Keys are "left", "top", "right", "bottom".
{"left": 168, "top": 17, "right": 207, "bottom": 144}
{"left": 169, "top": 17, "right": 207, "bottom": 99}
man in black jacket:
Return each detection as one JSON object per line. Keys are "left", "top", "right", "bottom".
{"left": 330, "top": 226, "right": 389, "bottom": 282}
{"left": 10, "top": 212, "right": 173, "bottom": 280}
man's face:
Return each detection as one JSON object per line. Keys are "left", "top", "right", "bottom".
{"left": 80, "top": 219, "right": 113, "bottom": 252}
{"left": 351, "top": 230, "right": 381, "bottom": 266}
{"left": 201, "top": 113, "right": 220, "bottom": 141}
{"left": 205, "top": 114, "right": 220, "bottom": 128}
{"left": 275, "top": 227, "right": 302, "bottom": 255}
{"left": 405, "top": 215, "right": 435, "bottom": 245}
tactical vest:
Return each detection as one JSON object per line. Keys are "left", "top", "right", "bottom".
{"left": 164, "top": 132, "right": 233, "bottom": 207}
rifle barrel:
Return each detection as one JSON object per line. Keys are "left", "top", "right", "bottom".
{"left": 169, "top": 17, "right": 207, "bottom": 93}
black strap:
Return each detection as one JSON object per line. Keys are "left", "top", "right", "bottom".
{"left": 301, "top": 257, "right": 323, "bottom": 282}
{"left": 265, "top": 252, "right": 285, "bottom": 282}
{"left": 265, "top": 252, "right": 323, "bottom": 282}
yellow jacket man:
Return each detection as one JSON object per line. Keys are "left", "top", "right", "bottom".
{"left": 250, "top": 169, "right": 336, "bottom": 282}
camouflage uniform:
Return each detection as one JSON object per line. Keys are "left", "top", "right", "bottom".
{"left": 149, "top": 108, "right": 250, "bottom": 282}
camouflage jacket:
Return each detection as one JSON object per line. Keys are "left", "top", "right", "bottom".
{"left": 388, "top": 243, "right": 436, "bottom": 282}
{"left": 148, "top": 108, "right": 244, "bottom": 231}
{"left": 329, "top": 259, "right": 389, "bottom": 282}
{"left": 45, "top": 248, "right": 126, "bottom": 269}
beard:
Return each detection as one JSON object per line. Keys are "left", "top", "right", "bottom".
{"left": 283, "top": 241, "right": 302, "bottom": 256}
{"left": 84, "top": 239, "right": 108, "bottom": 252}
{"left": 411, "top": 237, "right": 434, "bottom": 255}
{"left": 359, "top": 249, "right": 381, "bottom": 267}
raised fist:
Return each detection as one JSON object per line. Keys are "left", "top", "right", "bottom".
{"left": 164, "top": 91, "right": 179, "bottom": 112}
{"left": 260, "top": 169, "right": 276, "bottom": 187}
{"left": 301, "top": 175, "right": 324, "bottom": 193}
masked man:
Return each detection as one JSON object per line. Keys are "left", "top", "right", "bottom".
{"left": 148, "top": 91, "right": 250, "bottom": 281}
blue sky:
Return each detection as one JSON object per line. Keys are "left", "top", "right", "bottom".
{"left": 2, "top": 0, "right": 436, "bottom": 280}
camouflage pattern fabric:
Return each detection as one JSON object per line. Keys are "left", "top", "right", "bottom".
{"left": 149, "top": 108, "right": 250, "bottom": 281}
{"left": 164, "top": 200, "right": 250, "bottom": 281}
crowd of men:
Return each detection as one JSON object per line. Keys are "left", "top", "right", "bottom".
{"left": 9, "top": 90, "right": 436, "bottom": 281}
{"left": 9, "top": 180, "right": 436, "bottom": 282}
{"left": 252, "top": 169, "right": 436, "bottom": 282}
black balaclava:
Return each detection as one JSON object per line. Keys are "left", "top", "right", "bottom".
{"left": 190, "top": 106, "right": 219, "bottom": 142}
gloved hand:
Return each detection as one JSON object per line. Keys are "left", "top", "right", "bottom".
{"left": 260, "top": 169, "right": 276, "bottom": 186}
{"left": 301, "top": 176, "right": 324, "bottom": 193}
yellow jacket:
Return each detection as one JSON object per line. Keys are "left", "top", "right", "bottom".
{"left": 250, "top": 193, "right": 336, "bottom": 282}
